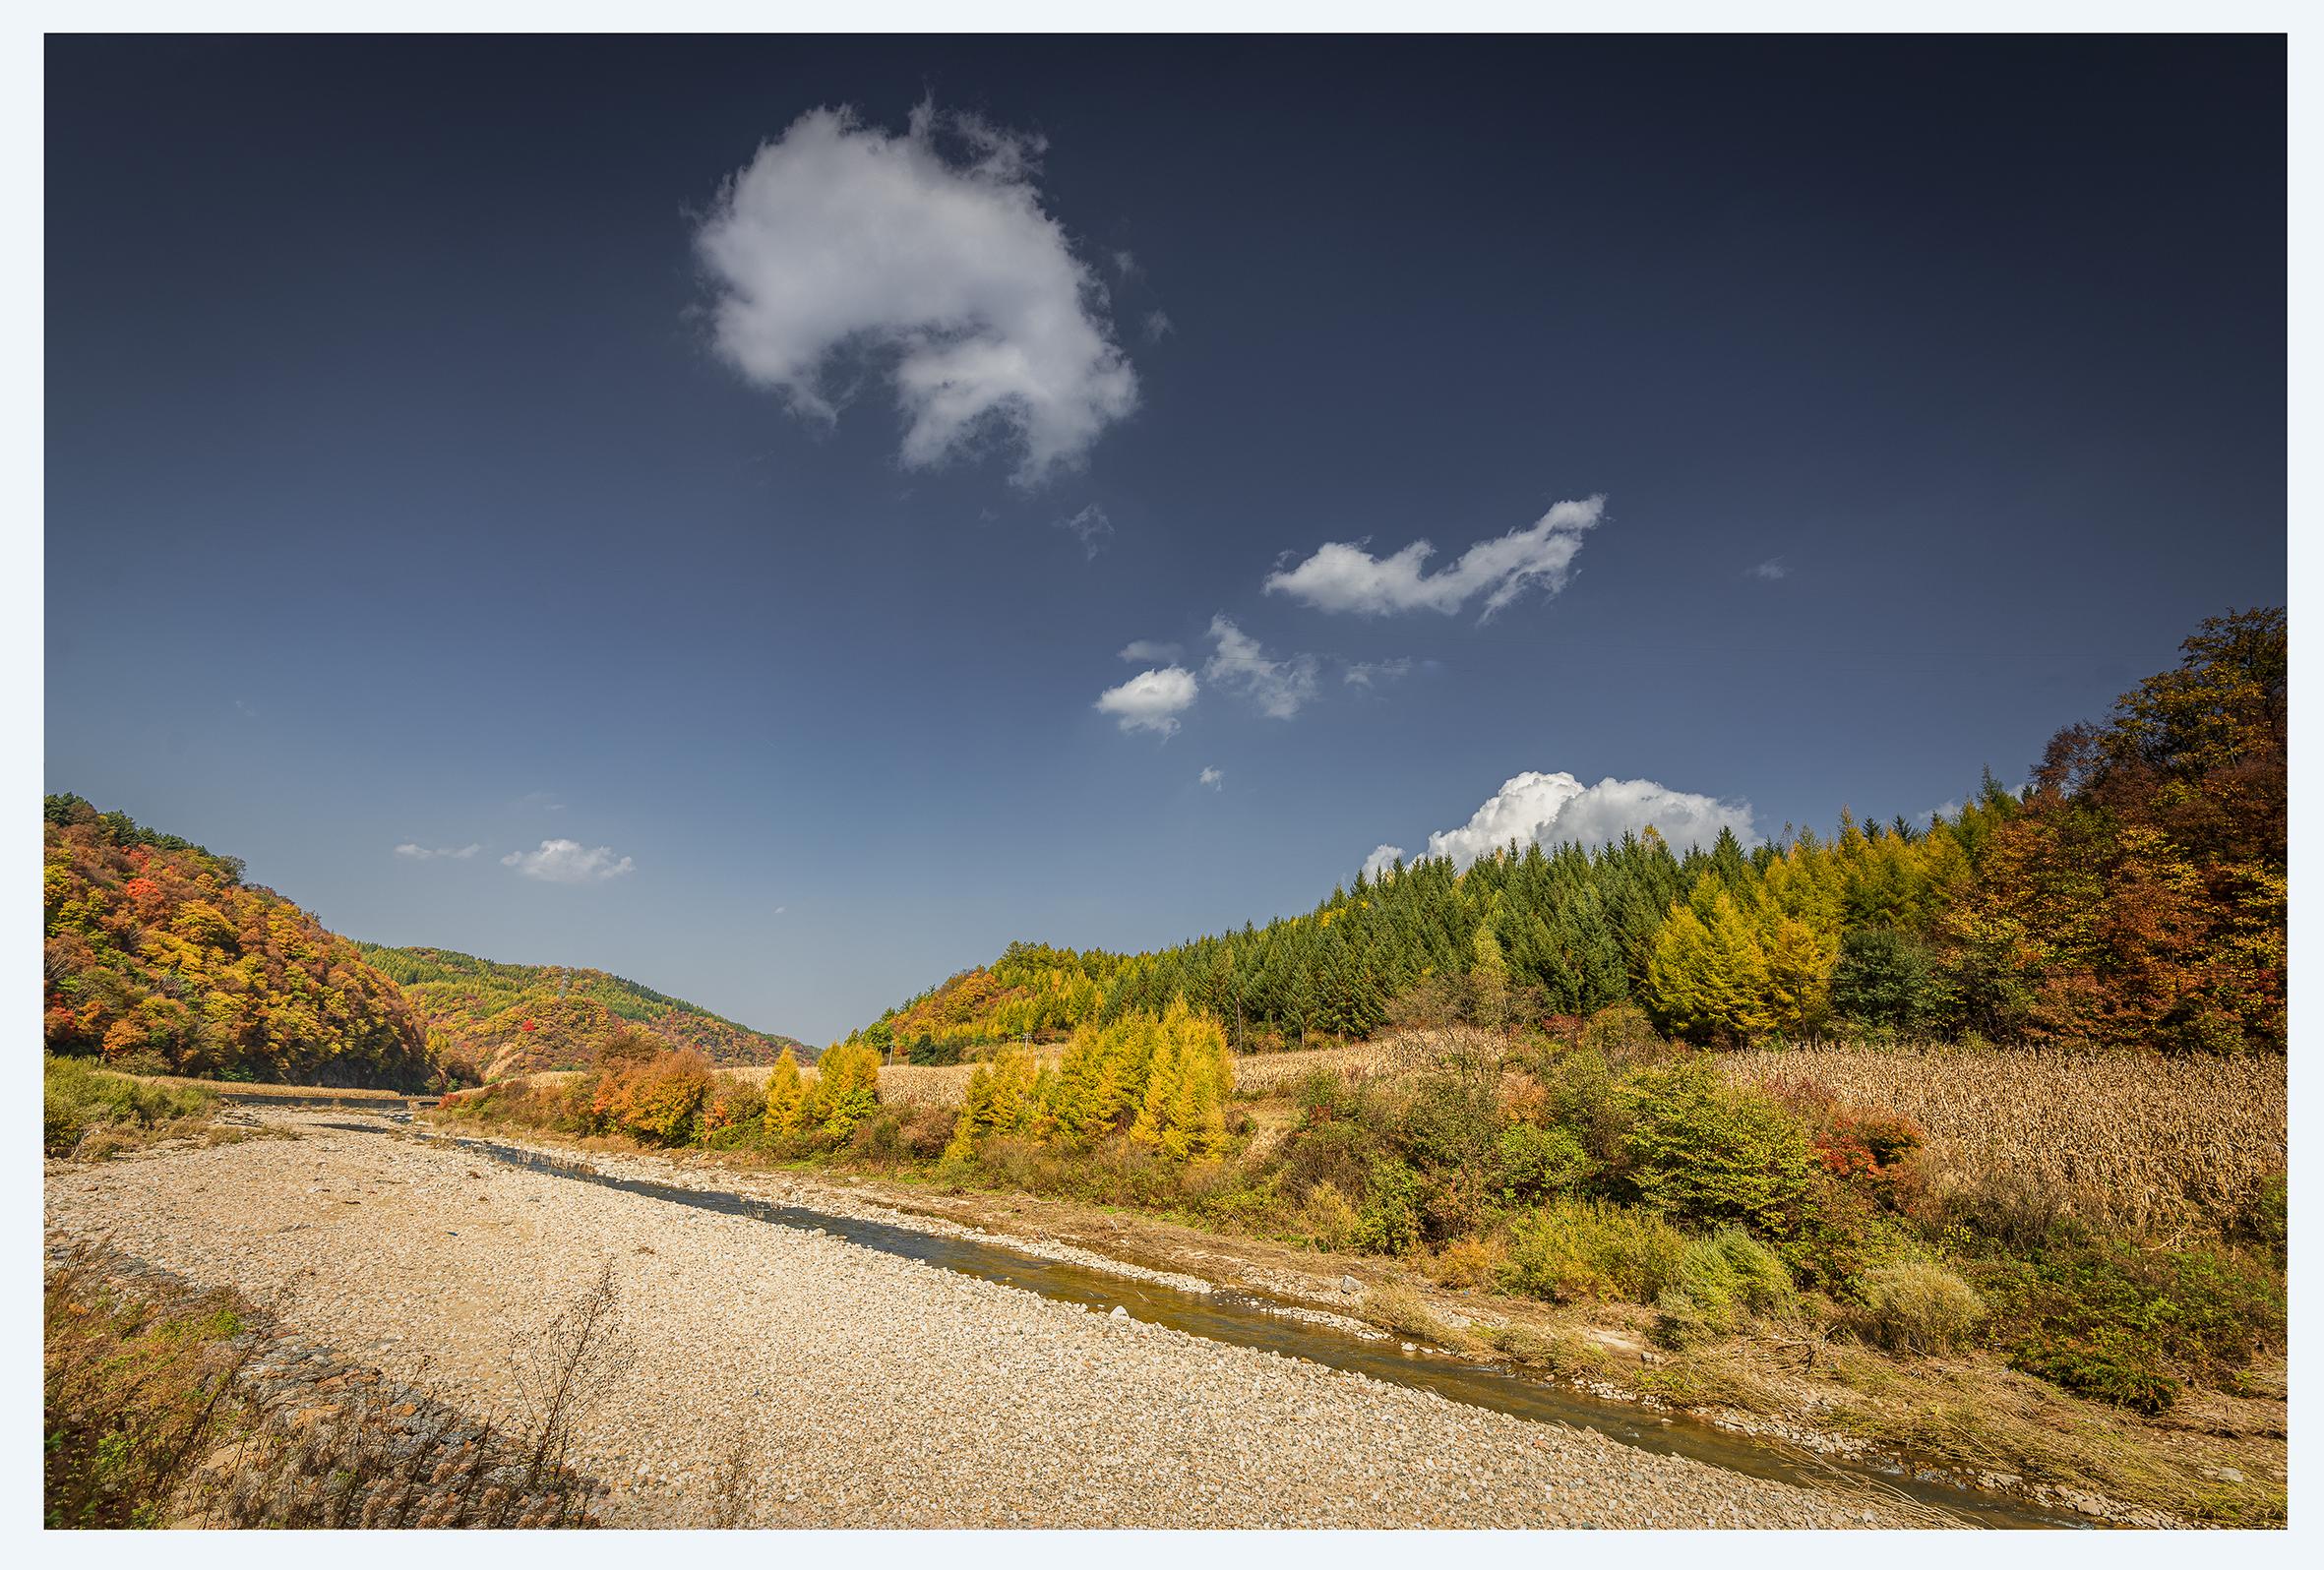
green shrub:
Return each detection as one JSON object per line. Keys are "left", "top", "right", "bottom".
{"left": 1616, "top": 1058, "right": 1813, "bottom": 1234}
{"left": 1494, "top": 1121, "right": 1592, "bottom": 1206}
{"left": 1579, "top": 1002, "right": 1666, "bottom": 1063}
{"left": 1297, "top": 1180, "right": 1359, "bottom": 1250}
{"left": 1850, "top": 1260, "right": 1986, "bottom": 1354}
{"left": 1653, "top": 1229, "right": 1801, "bottom": 1348}
{"left": 1499, "top": 1197, "right": 1689, "bottom": 1303}
{"left": 1353, "top": 1158, "right": 1426, "bottom": 1255}
{"left": 1969, "top": 1238, "right": 2285, "bottom": 1412}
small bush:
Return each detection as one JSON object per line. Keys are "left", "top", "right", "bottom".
{"left": 1653, "top": 1228, "right": 1802, "bottom": 1348}
{"left": 1616, "top": 1058, "right": 1813, "bottom": 1235}
{"left": 1579, "top": 1003, "right": 1669, "bottom": 1065}
{"left": 1850, "top": 1261, "right": 1985, "bottom": 1354}
{"left": 1353, "top": 1158, "right": 1426, "bottom": 1255}
{"left": 847, "top": 1113, "right": 909, "bottom": 1168}
{"left": 1494, "top": 1121, "right": 1592, "bottom": 1206}
{"left": 1296, "top": 1179, "right": 1359, "bottom": 1250}
{"left": 1431, "top": 1236, "right": 1506, "bottom": 1291}
{"left": 1475, "top": 1321, "right": 1607, "bottom": 1377}
{"left": 1364, "top": 1285, "right": 1455, "bottom": 1345}
{"left": 588, "top": 1051, "right": 714, "bottom": 1145}
{"left": 1499, "top": 1198, "right": 1690, "bottom": 1304}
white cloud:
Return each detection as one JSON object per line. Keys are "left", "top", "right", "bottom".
{"left": 1112, "top": 248, "right": 1137, "bottom": 277}
{"left": 1055, "top": 503, "right": 1113, "bottom": 559}
{"left": 395, "top": 842, "right": 481, "bottom": 862}
{"left": 1362, "top": 844, "right": 1405, "bottom": 878}
{"left": 1386, "top": 770, "right": 1756, "bottom": 870}
{"left": 1746, "top": 557, "right": 1789, "bottom": 581}
{"left": 1198, "top": 765, "right": 1224, "bottom": 789}
{"left": 517, "top": 791, "right": 566, "bottom": 813}
{"left": 232, "top": 698, "right": 259, "bottom": 719}
{"left": 502, "top": 839, "right": 637, "bottom": 883}
{"left": 1095, "top": 666, "right": 1198, "bottom": 736}
{"left": 695, "top": 103, "right": 1137, "bottom": 485}
{"left": 1119, "top": 638, "right": 1183, "bottom": 663}
{"left": 1342, "top": 657, "right": 1414, "bottom": 689}
{"left": 1204, "top": 614, "right": 1320, "bottom": 720}
{"left": 1263, "top": 495, "right": 1606, "bottom": 621}
{"left": 1143, "top": 309, "right": 1175, "bottom": 342}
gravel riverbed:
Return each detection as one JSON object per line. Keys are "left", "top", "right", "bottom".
{"left": 45, "top": 1112, "right": 1913, "bottom": 1529}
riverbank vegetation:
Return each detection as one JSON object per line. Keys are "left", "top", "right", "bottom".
{"left": 439, "top": 1018, "right": 2286, "bottom": 1524}
{"left": 44, "top": 1249, "right": 615, "bottom": 1529}
{"left": 43, "top": 1054, "right": 223, "bottom": 1160}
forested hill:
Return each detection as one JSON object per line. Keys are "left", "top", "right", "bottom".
{"left": 356, "top": 944, "right": 811, "bottom": 1080}
{"left": 850, "top": 608, "right": 2285, "bottom": 1063}
{"left": 43, "top": 796, "right": 436, "bottom": 1089}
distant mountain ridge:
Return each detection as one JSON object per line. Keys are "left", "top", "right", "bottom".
{"left": 357, "top": 943, "right": 812, "bottom": 1080}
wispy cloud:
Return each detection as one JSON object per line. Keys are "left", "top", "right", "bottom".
{"left": 1204, "top": 615, "right": 1320, "bottom": 720}
{"left": 1342, "top": 657, "right": 1414, "bottom": 690}
{"left": 1367, "top": 769, "right": 1754, "bottom": 874}
{"left": 1142, "top": 310, "right": 1175, "bottom": 342}
{"left": 695, "top": 103, "right": 1137, "bottom": 485}
{"left": 232, "top": 698, "right": 259, "bottom": 719}
{"left": 502, "top": 839, "right": 636, "bottom": 883}
{"left": 395, "top": 842, "right": 482, "bottom": 862}
{"left": 1264, "top": 496, "right": 1605, "bottom": 621}
{"left": 1745, "top": 557, "right": 1789, "bottom": 581}
{"left": 1095, "top": 666, "right": 1198, "bottom": 736}
{"left": 1198, "top": 765, "right": 1224, "bottom": 789}
{"left": 1055, "top": 503, "right": 1114, "bottom": 559}
{"left": 1119, "top": 638, "right": 1183, "bottom": 664}
{"left": 517, "top": 791, "right": 567, "bottom": 813}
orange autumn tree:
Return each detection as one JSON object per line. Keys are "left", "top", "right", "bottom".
{"left": 1935, "top": 608, "right": 2286, "bottom": 1052}
{"left": 42, "top": 796, "right": 436, "bottom": 1089}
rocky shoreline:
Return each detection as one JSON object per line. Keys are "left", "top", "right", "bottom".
{"left": 47, "top": 1111, "right": 1922, "bottom": 1528}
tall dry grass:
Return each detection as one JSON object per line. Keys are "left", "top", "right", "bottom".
{"left": 1726, "top": 1044, "right": 2286, "bottom": 1240}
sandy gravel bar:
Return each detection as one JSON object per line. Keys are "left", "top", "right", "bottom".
{"left": 45, "top": 1114, "right": 1909, "bottom": 1528}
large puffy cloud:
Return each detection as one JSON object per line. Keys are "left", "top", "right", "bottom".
{"left": 502, "top": 839, "right": 637, "bottom": 883}
{"left": 1264, "top": 496, "right": 1606, "bottom": 621}
{"left": 1096, "top": 666, "right": 1198, "bottom": 736}
{"left": 695, "top": 103, "right": 1137, "bottom": 485}
{"left": 1368, "top": 770, "right": 1755, "bottom": 873}
{"left": 1203, "top": 614, "right": 1319, "bottom": 720}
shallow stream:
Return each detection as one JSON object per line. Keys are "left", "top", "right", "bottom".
{"left": 290, "top": 1109, "right": 2086, "bottom": 1529}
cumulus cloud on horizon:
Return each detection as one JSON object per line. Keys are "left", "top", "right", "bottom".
{"left": 1264, "top": 496, "right": 1606, "bottom": 621}
{"left": 1203, "top": 614, "right": 1319, "bottom": 719}
{"left": 395, "top": 842, "right": 481, "bottom": 862}
{"left": 695, "top": 103, "right": 1137, "bottom": 485}
{"left": 1362, "top": 769, "right": 1755, "bottom": 876}
{"left": 502, "top": 839, "right": 637, "bottom": 883}
{"left": 1096, "top": 666, "right": 1198, "bottom": 736}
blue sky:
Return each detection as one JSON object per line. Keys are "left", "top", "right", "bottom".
{"left": 45, "top": 37, "right": 2286, "bottom": 1043}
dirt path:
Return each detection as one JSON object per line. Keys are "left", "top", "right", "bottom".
{"left": 44, "top": 1112, "right": 1915, "bottom": 1528}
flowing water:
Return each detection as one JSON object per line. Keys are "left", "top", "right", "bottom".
{"left": 289, "top": 1109, "right": 2086, "bottom": 1529}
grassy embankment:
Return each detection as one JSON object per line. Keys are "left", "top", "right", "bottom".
{"left": 43, "top": 1250, "right": 614, "bottom": 1529}
{"left": 440, "top": 1019, "right": 2286, "bottom": 1526}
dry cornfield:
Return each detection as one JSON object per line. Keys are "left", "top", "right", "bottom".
{"left": 1725, "top": 1044, "right": 2287, "bottom": 1240}
{"left": 1228, "top": 1030, "right": 1502, "bottom": 1094}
